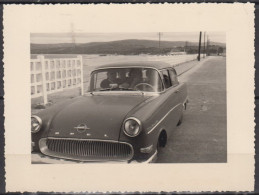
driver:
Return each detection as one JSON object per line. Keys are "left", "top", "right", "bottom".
{"left": 134, "top": 69, "right": 156, "bottom": 92}
{"left": 145, "top": 69, "right": 156, "bottom": 85}
{"left": 100, "top": 70, "right": 118, "bottom": 88}
{"left": 129, "top": 69, "right": 143, "bottom": 89}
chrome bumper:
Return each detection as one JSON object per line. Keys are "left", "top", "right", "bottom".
{"left": 130, "top": 150, "right": 158, "bottom": 163}
{"left": 31, "top": 153, "right": 130, "bottom": 164}
{"left": 31, "top": 150, "right": 158, "bottom": 164}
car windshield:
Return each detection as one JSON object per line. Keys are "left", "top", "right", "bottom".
{"left": 89, "top": 68, "right": 163, "bottom": 92}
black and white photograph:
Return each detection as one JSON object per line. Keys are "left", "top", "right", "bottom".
{"left": 4, "top": 4, "right": 254, "bottom": 192}
{"left": 30, "top": 31, "right": 227, "bottom": 164}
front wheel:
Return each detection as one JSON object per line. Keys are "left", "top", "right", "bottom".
{"left": 155, "top": 131, "right": 167, "bottom": 163}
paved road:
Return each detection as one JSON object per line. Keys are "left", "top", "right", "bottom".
{"left": 156, "top": 56, "right": 227, "bottom": 163}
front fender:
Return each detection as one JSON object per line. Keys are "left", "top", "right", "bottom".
{"left": 31, "top": 98, "right": 75, "bottom": 152}
{"left": 118, "top": 95, "right": 163, "bottom": 161}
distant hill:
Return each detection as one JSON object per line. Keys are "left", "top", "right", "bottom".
{"left": 209, "top": 42, "right": 226, "bottom": 47}
{"left": 31, "top": 39, "right": 226, "bottom": 55}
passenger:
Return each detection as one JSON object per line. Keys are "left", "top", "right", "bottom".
{"left": 100, "top": 70, "right": 118, "bottom": 89}
{"left": 129, "top": 69, "right": 143, "bottom": 89}
{"left": 117, "top": 69, "right": 130, "bottom": 88}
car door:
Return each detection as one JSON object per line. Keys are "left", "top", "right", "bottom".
{"left": 158, "top": 68, "right": 183, "bottom": 135}
{"left": 168, "top": 68, "right": 187, "bottom": 106}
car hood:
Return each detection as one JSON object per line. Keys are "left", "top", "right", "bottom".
{"left": 47, "top": 94, "right": 150, "bottom": 141}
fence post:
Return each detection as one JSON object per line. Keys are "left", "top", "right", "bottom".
{"left": 37, "top": 55, "right": 48, "bottom": 105}
{"left": 77, "top": 55, "right": 84, "bottom": 95}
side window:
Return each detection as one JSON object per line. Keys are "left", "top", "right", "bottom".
{"left": 144, "top": 69, "right": 163, "bottom": 92}
{"left": 96, "top": 72, "right": 108, "bottom": 89}
{"left": 161, "top": 69, "right": 172, "bottom": 89}
{"left": 169, "top": 68, "right": 179, "bottom": 86}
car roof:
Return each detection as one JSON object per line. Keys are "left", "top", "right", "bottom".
{"left": 94, "top": 61, "right": 173, "bottom": 70}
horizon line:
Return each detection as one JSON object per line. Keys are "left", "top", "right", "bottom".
{"left": 30, "top": 38, "right": 226, "bottom": 45}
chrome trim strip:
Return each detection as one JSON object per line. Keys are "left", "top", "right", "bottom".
{"left": 130, "top": 150, "right": 158, "bottom": 163}
{"left": 147, "top": 103, "right": 182, "bottom": 134}
{"left": 42, "top": 137, "right": 132, "bottom": 144}
{"left": 89, "top": 91, "right": 147, "bottom": 95}
{"left": 93, "top": 66, "right": 162, "bottom": 72}
{"left": 145, "top": 150, "right": 158, "bottom": 163}
{"left": 183, "top": 97, "right": 188, "bottom": 104}
{"left": 140, "top": 144, "right": 153, "bottom": 153}
{"left": 183, "top": 97, "right": 188, "bottom": 106}
{"left": 88, "top": 91, "right": 161, "bottom": 97}
{"left": 39, "top": 137, "right": 134, "bottom": 162}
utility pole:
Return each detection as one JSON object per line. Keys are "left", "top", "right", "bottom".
{"left": 207, "top": 35, "right": 210, "bottom": 56}
{"left": 158, "top": 32, "right": 163, "bottom": 49}
{"left": 197, "top": 31, "right": 202, "bottom": 61}
{"left": 203, "top": 32, "right": 206, "bottom": 58}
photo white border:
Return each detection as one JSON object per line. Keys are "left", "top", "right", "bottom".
{"left": 4, "top": 4, "right": 255, "bottom": 192}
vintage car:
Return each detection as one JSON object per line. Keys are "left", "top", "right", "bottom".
{"left": 31, "top": 61, "right": 188, "bottom": 163}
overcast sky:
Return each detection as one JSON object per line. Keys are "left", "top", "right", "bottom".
{"left": 31, "top": 32, "right": 225, "bottom": 44}
{"left": 29, "top": 5, "right": 226, "bottom": 44}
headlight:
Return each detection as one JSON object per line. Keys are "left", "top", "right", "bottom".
{"left": 123, "top": 117, "right": 142, "bottom": 137}
{"left": 31, "top": 115, "right": 42, "bottom": 133}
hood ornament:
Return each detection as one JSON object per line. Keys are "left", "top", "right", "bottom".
{"left": 74, "top": 123, "right": 90, "bottom": 133}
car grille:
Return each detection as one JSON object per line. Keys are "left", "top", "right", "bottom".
{"left": 39, "top": 138, "right": 134, "bottom": 162}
